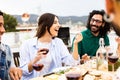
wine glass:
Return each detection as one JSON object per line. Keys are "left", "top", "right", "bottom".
{"left": 108, "top": 52, "right": 119, "bottom": 72}
{"left": 65, "top": 71, "right": 82, "bottom": 80}
{"left": 106, "top": 48, "right": 114, "bottom": 57}
{"left": 32, "top": 48, "right": 49, "bottom": 77}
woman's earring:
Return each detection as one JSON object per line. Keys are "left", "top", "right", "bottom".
{"left": 104, "top": 13, "right": 114, "bottom": 22}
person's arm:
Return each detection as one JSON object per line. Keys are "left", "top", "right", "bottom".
{"left": 72, "top": 34, "right": 90, "bottom": 63}
{"left": 72, "top": 33, "right": 83, "bottom": 60}
{"left": 115, "top": 37, "right": 120, "bottom": 57}
{"left": 19, "top": 40, "right": 46, "bottom": 73}
{"left": 27, "top": 49, "right": 44, "bottom": 72}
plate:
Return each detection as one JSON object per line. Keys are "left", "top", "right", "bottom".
{"left": 30, "top": 76, "right": 44, "bottom": 80}
{"left": 52, "top": 66, "right": 71, "bottom": 73}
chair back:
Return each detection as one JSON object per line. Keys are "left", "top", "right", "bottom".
{"left": 58, "top": 27, "right": 70, "bottom": 45}
{"left": 13, "top": 52, "right": 20, "bottom": 67}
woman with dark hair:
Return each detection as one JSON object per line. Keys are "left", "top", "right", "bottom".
{"left": 19, "top": 13, "right": 78, "bottom": 80}
{"left": 72, "top": 10, "right": 111, "bottom": 61}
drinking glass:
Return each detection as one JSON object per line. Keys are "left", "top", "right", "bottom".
{"left": 108, "top": 52, "right": 119, "bottom": 72}
{"left": 107, "top": 49, "right": 114, "bottom": 59}
{"left": 32, "top": 48, "right": 49, "bottom": 76}
{"left": 32, "top": 60, "right": 44, "bottom": 77}
{"left": 65, "top": 72, "right": 81, "bottom": 80}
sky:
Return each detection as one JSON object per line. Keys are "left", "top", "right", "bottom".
{"left": 0, "top": 0, "right": 106, "bottom": 16}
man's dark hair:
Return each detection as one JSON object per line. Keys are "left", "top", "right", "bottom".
{"left": 0, "top": 10, "right": 3, "bottom": 16}
{"left": 86, "top": 10, "right": 111, "bottom": 37}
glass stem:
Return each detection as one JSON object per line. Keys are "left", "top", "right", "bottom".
{"left": 112, "top": 64, "right": 114, "bottom": 72}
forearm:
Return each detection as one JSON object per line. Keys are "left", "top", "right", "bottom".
{"left": 28, "top": 61, "right": 34, "bottom": 72}
{"left": 115, "top": 37, "right": 120, "bottom": 54}
{"left": 117, "top": 43, "right": 120, "bottom": 58}
{"left": 72, "top": 33, "right": 83, "bottom": 60}
{"left": 117, "top": 43, "right": 120, "bottom": 49}
{"left": 72, "top": 43, "right": 79, "bottom": 60}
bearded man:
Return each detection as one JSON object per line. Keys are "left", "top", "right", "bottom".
{"left": 72, "top": 10, "right": 111, "bottom": 60}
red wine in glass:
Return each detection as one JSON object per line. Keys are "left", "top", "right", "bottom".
{"left": 40, "top": 48, "right": 49, "bottom": 55}
{"left": 108, "top": 56, "right": 119, "bottom": 64}
{"left": 32, "top": 64, "right": 44, "bottom": 71}
{"left": 108, "top": 55, "right": 119, "bottom": 72}
{"left": 65, "top": 73, "right": 81, "bottom": 80}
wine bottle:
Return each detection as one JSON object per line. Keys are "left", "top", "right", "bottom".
{"left": 96, "top": 38, "right": 108, "bottom": 71}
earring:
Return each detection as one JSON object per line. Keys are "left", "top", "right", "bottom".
{"left": 103, "top": 13, "right": 114, "bottom": 22}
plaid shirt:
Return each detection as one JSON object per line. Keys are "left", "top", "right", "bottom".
{"left": 0, "top": 43, "right": 12, "bottom": 80}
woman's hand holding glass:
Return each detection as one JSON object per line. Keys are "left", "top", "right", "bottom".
{"left": 32, "top": 48, "right": 49, "bottom": 71}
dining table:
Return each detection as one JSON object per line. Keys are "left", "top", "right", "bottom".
{"left": 30, "top": 59, "right": 119, "bottom": 80}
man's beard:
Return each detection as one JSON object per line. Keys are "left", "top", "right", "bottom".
{"left": 90, "top": 25, "right": 101, "bottom": 34}
{"left": 111, "top": 23, "right": 120, "bottom": 36}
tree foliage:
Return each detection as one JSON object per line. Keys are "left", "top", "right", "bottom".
{"left": 3, "top": 13, "right": 18, "bottom": 32}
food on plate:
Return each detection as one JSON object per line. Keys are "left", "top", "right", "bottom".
{"left": 44, "top": 74, "right": 59, "bottom": 80}
{"left": 89, "top": 70, "right": 101, "bottom": 77}
{"left": 83, "top": 74, "right": 95, "bottom": 80}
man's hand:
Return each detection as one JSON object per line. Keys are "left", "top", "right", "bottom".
{"left": 9, "top": 67, "right": 22, "bottom": 80}
{"left": 81, "top": 54, "right": 90, "bottom": 63}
